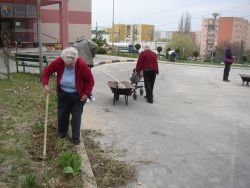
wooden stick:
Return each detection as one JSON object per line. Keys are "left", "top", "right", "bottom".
{"left": 43, "top": 94, "right": 49, "bottom": 158}
{"left": 100, "top": 69, "right": 119, "bottom": 83}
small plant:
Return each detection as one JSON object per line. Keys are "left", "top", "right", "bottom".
{"left": 19, "top": 174, "right": 37, "bottom": 188}
{"left": 32, "top": 122, "right": 44, "bottom": 134}
{"left": 59, "top": 151, "right": 82, "bottom": 176}
{"left": 55, "top": 137, "right": 69, "bottom": 152}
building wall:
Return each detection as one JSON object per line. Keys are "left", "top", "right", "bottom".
{"left": 217, "top": 17, "right": 234, "bottom": 47}
{"left": 246, "top": 23, "right": 250, "bottom": 51}
{"left": 137, "top": 24, "right": 154, "bottom": 41}
{"left": 41, "top": 0, "right": 91, "bottom": 44}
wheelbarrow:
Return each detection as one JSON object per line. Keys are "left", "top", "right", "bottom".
{"left": 108, "top": 81, "right": 133, "bottom": 105}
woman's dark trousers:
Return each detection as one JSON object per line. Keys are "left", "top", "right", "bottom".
{"left": 58, "top": 91, "right": 84, "bottom": 140}
{"left": 223, "top": 63, "right": 231, "bottom": 81}
{"left": 143, "top": 70, "right": 156, "bottom": 103}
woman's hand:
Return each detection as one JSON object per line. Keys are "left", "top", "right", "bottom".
{"left": 44, "top": 85, "right": 50, "bottom": 95}
{"left": 80, "top": 95, "right": 88, "bottom": 102}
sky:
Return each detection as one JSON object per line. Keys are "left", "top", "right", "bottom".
{"left": 92, "top": 0, "right": 250, "bottom": 31}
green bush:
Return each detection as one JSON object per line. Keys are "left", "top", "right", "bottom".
{"left": 97, "top": 47, "right": 107, "bottom": 54}
{"left": 242, "top": 56, "right": 247, "bottom": 63}
{"left": 59, "top": 151, "right": 82, "bottom": 176}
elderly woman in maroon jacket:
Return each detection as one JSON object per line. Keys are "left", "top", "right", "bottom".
{"left": 42, "top": 47, "right": 94, "bottom": 145}
{"left": 136, "top": 45, "right": 159, "bottom": 103}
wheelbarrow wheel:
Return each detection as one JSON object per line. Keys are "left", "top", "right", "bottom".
{"left": 125, "top": 95, "right": 129, "bottom": 105}
{"left": 140, "top": 88, "right": 144, "bottom": 96}
{"left": 115, "top": 94, "right": 119, "bottom": 101}
{"left": 133, "top": 92, "right": 137, "bottom": 100}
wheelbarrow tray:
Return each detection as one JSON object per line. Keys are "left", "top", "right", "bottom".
{"left": 108, "top": 81, "right": 133, "bottom": 105}
{"left": 239, "top": 74, "right": 250, "bottom": 85}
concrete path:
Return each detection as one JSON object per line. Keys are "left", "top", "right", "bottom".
{"left": 82, "top": 62, "right": 250, "bottom": 188}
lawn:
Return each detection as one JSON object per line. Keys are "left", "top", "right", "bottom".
{"left": 0, "top": 73, "right": 84, "bottom": 188}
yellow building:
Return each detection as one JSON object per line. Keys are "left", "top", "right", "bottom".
{"left": 108, "top": 24, "right": 154, "bottom": 43}
{"left": 136, "top": 24, "right": 154, "bottom": 41}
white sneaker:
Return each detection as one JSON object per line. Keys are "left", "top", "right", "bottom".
{"left": 90, "top": 97, "right": 96, "bottom": 102}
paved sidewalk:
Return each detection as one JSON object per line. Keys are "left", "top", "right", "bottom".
{"left": 82, "top": 62, "right": 250, "bottom": 188}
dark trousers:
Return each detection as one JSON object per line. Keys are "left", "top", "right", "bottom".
{"left": 58, "top": 90, "right": 84, "bottom": 140}
{"left": 223, "top": 63, "right": 231, "bottom": 81}
{"left": 143, "top": 70, "right": 156, "bottom": 103}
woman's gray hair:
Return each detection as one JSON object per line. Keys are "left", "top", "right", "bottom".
{"left": 144, "top": 45, "right": 151, "bottom": 50}
{"left": 61, "top": 47, "right": 78, "bottom": 60}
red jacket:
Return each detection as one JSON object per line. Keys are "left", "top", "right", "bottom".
{"left": 136, "top": 50, "right": 159, "bottom": 74}
{"left": 41, "top": 57, "right": 94, "bottom": 97}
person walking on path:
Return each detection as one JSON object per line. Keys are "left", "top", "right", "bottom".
{"left": 42, "top": 47, "right": 94, "bottom": 145}
{"left": 136, "top": 45, "right": 159, "bottom": 104}
{"left": 223, "top": 43, "right": 234, "bottom": 82}
{"left": 73, "top": 36, "right": 98, "bottom": 102}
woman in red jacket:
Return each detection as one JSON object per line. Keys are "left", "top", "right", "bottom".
{"left": 42, "top": 47, "right": 94, "bottom": 145}
{"left": 136, "top": 45, "right": 159, "bottom": 103}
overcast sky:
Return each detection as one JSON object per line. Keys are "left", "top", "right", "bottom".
{"left": 92, "top": 0, "right": 250, "bottom": 31}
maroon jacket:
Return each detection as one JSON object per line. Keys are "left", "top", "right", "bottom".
{"left": 41, "top": 57, "right": 94, "bottom": 97}
{"left": 136, "top": 50, "right": 159, "bottom": 74}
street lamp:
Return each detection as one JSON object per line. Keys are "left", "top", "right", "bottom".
{"left": 112, "top": 0, "right": 114, "bottom": 52}
{"left": 211, "top": 12, "right": 219, "bottom": 63}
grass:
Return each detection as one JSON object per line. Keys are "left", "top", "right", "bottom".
{"left": 0, "top": 73, "right": 84, "bottom": 187}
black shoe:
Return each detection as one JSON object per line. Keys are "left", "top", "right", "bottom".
{"left": 73, "top": 138, "right": 80, "bottom": 145}
{"left": 147, "top": 100, "right": 153, "bottom": 104}
{"left": 223, "top": 80, "right": 230, "bottom": 82}
{"left": 144, "top": 96, "right": 147, "bottom": 99}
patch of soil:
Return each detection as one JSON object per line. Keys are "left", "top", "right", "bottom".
{"left": 28, "top": 126, "right": 59, "bottom": 161}
{"left": 82, "top": 129, "right": 136, "bottom": 188}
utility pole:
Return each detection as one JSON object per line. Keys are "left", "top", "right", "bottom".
{"left": 95, "top": 22, "right": 98, "bottom": 39}
{"left": 112, "top": 0, "right": 115, "bottom": 52}
{"left": 211, "top": 12, "right": 219, "bottom": 63}
{"left": 37, "top": 0, "right": 43, "bottom": 76}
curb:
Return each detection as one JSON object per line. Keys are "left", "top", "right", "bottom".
{"left": 94, "top": 59, "right": 135, "bottom": 67}
{"left": 159, "top": 61, "right": 250, "bottom": 70}
{"left": 78, "top": 132, "right": 98, "bottom": 188}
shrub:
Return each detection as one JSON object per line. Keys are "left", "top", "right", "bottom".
{"left": 97, "top": 47, "right": 107, "bottom": 54}
{"left": 242, "top": 56, "right": 247, "bottom": 63}
{"left": 134, "top": 44, "right": 141, "bottom": 52}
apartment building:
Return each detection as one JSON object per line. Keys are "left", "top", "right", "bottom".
{"left": 200, "top": 17, "right": 250, "bottom": 60}
{"left": 0, "top": 0, "right": 92, "bottom": 47}
{"left": 109, "top": 24, "right": 154, "bottom": 43}
{"left": 41, "top": 0, "right": 91, "bottom": 44}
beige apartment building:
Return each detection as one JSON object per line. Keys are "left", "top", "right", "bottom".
{"left": 40, "top": 0, "right": 92, "bottom": 44}
{"left": 200, "top": 17, "right": 250, "bottom": 60}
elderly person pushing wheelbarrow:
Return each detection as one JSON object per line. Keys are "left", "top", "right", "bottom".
{"left": 42, "top": 47, "right": 94, "bottom": 145}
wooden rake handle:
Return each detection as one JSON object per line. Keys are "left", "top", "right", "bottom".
{"left": 43, "top": 94, "right": 49, "bottom": 158}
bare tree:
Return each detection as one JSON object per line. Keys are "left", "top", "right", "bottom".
{"left": 178, "top": 12, "right": 191, "bottom": 33}
{"left": 0, "top": 32, "right": 12, "bottom": 80}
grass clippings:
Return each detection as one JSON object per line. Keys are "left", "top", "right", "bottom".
{"left": 82, "top": 129, "right": 136, "bottom": 188}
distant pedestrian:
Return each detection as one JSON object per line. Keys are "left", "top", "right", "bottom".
{"left": 168, "top": 50, "right": 176, "bottom": 62}
{"left": 170, "top": 51, "right": 176, "bottom": 62}
{"left": 223, "top": 42, "right": 234, "bottom": 82}
{"left": 42, "top": 47, "right": 94, "bottom": 145}
{"left": 136, "top": 45, "right": 159, "bottom": 104}
{"left": 73, "top": 36, "right": 98, "bottom": 101}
